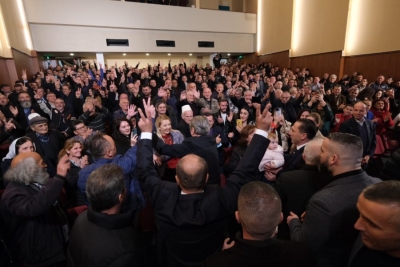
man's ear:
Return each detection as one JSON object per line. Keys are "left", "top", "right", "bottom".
{"left": 30, "top": 125, "right": 36, "bottom": 131}
{"left": 235, "top": 211, "right": 241, "bottom": 224}
{"left": 175, "top": 175, "right": 180, "bottom": 186}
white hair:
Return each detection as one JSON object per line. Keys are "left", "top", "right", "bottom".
{"left": 4, "top": 157, "right": 49, "bottom": 185}
{"left": 303, "top": 139, "right": 324, "bottom": 165}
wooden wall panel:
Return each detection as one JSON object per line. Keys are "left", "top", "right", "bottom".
{"left": 343, "top": 51, "right": 400, "bottom": 83}
{"left": 11, "top": 49, "right": 40, "bottom": 81}
{"left": 240, "top": 53, "right": 259, "bottom": 64}
{"left": 259, "top": 50, "right": 290, "bottom": 69}
{"left": 290, "top": 51, "right": 342, "bottom": 79}
{"left": 0, "top": 57, "right": 12, "bottom": 85}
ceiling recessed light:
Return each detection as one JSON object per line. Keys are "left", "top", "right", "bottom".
{"left": 146, "top": 53, "right": 149, "bottom": 56}
{"left": 123, "top": 53, "right": 126, "bottom": 56}
{"left": 168, "top": 53, "right": 171, "bottom": 56}
{"left": 227, "top": 53, "right": 230, "bottom": 56}
{"left": 70, "top": 53, "right": 74, "bottom": 56}
{"left": 189, "top": 53, "right": 192, "bottom": 56}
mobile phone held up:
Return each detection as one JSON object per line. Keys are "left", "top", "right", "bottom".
{"left": 275, "top": 108, "right": 282, "bottom": 117}
{"left": 236, "top": 119, "right": 242, "bottom": 128}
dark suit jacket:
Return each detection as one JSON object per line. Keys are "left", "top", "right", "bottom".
{"left": 289, "top": 171, "right": 381, "bottom": 267}
{"left": 138, "top": 134, "right": 269, "bottom": 267}
{"left": 274, "top": 164, "right": 329, "bottom": 240}
{"left": 202, "top": 232, "right": 316, "bottom": 267}
{"left": 154, "top": 135, "right": 220, "bottom": 184}
{"left": 339, "top": 117, "right": 376, "bottom": 157}
{"left": 278, "top": 146, "right": 306, "bottom": 177}
{"left": 176, "top": 119, "right": 191, "bottom": 138}
{"left": 209, "top": 125, "right": 229, "bottom": 167}
{"left": 347, "top": 234, "right": 400, "bottom": 267}
{"left": 327, "top": 94, "right": 347, "bottom": 114}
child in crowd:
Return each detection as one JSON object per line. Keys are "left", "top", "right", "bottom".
{"left": 332, "top": 103, "right": 354, "bottom": 132}
{"left": 259, "top": 132, "right": 284, "bottom": 174}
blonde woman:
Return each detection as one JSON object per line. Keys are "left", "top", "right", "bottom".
{"left": 155, "top": 115, "right": 184, "bottom": 182}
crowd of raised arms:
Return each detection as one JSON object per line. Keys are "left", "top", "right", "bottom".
{"left": 0, "top": 55, "right": 399, "bottom": 267}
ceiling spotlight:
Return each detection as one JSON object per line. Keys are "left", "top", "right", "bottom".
{"left": 123, "top": 53, "right": 126, "bottom": 56}
{"left": 227, "top": 53, "right": 230, "bottom": 56}
{"left": 168, "top": 53, "right": 171, "bottom": 56}
{"left": 189, "top": 53, "right": 192, "bottom": 56}
{"left": 146, "top": 53, "right": 149, "bottom": 56}
{"left": 70, "top": 53, "right": 74, "bottom": 56}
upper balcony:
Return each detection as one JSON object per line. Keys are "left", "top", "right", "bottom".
{"left": 23, "top": 0, "right": 257, "bottom": 53}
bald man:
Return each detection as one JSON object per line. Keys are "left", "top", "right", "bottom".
{"left": 339, "top": 101, "right": 376, "bottom": 167}
{"left": 203, "top": 182, "right": 316, "bottom": 266}
{"left": 287, "top": 133, "right": 381, "bottom": 267}
{"left": 137, "top": 100, "right": 273, "bottom": 267}
{"left": 0, "top": 152, "right": 70, "bottom": 266}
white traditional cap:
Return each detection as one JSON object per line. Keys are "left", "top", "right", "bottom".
{"left": 181, "top": 105, "right": 192, "bottom": 113}
{"left": 28, "top": 113, "right": 40, "bottom": 121}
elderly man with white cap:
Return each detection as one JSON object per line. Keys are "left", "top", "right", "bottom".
{"left": 177, "top": 105, "right": 193, "bottom": 138}
{"left": 25, "top": 113, "right": 65, "bottom": 177}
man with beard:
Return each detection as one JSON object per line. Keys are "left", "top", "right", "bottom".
{"left": 287, "top": 133, "right": 381, "bottom": 267}
{"left": 215, "top": 98, "right": 235, "bottom": 137}
{"left": 0, "top": 152, "right": 70, "bottom": 267}
{"left": 26, "top": 115, "right": 65, "bottom": 177}
{"left": 9, "top": 92, "right": 48, "bottom": 136}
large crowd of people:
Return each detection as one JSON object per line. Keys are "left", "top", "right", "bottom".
{"left": 0, "top": 54, "right": 400, "bottom": 267}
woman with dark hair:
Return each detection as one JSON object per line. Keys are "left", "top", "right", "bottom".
{"left": 225, "top": 124, "right": 257, "bottom": 175}
{"left": 112, "top": 118, "right": 138, "bottom": 155}
{"left": 1, "top": 137, "right": 35, "bottom": 178}
{"left": 231, "top": 106, "right": 255, "bottom": 145}
{"left": 58, "top": 139, "right": 89, "bottom": 207}
{"left": 372, "top": 89, "right": 384, "bottom": 101}
{"left": 154, "top": 115, "right": 184, "bottom": 182}
{"left": 370, "top": 99, "right": 394, "bottom": 135}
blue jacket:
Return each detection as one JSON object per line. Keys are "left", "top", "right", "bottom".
{"left": 77, "top": 145, "right": 144, "bottom": 211}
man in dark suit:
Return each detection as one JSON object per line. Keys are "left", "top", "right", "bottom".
{"left": 287, "top": 133, "right": 381, "bottom": 267}
{"left": 137, "top": 101, "right": 273, "bottom": 267}
{"left": 202, "top": 182, "right": 316, "bottom": 267}
{"left": 204, "top": 112, "right": 229, "bottom": 174}
{"left": 154, "top": 115, "right": 221, "bottom": 185}
{"left": 326, "top": 85, "right": 347, "bottom": 114}
{"left": 339, "top": 101, "right": 376, "bottom": 168}
{"left": 265, "top": 119, "right": 317, "bottom": 181}
{"left": 348, "top": 181, "right": 400, "bottom": 267}
{"left": 275, "top": 139, "right": 329, "bottom": 240}
{"left": 283, "top": 119, "right": 317, "bottom": 171}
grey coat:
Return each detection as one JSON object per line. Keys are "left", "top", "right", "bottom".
{"left": 289, "top": 171, "right": 381, "bottom": 267}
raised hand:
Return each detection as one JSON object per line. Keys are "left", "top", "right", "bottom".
{"left": 4, "top": 119, "right": 16, "bottom": 132}
{"left": 217, "top": 116, "right": 223, "bottom": 124}
{"left": 9, "top": 106, "right": 18, "bottom": 117}
{"left": 158, "top": 87, "right": 167, "bottom": 98}
{"left": 130, "top": 134, "right": 138, "bottom": 147}
{"left": 138, "top": 98, "right": 154, "bottom": 133}
{"left": 21, "top": 68, "right": 27, "bottom": 81}
{"left": 127, "top": 104, "right": 137, "bottom": 118}
{"left": 33, "top": 90, "right": 41, "bottom": 100}
{"left": 80, "top": 155, "right": 89, "bottom": 168}
{"left": 193, "top": 90, "right": 200, "bottom": 99}
{"left": 255, "top": 103, "right": 272, "bottom": 132}
{"left": 57, "top": 154, "right": 71, "bottom": 177}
